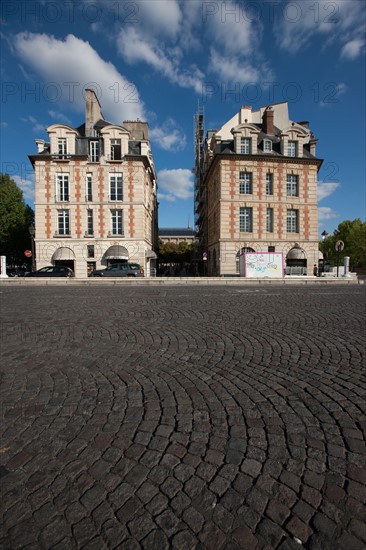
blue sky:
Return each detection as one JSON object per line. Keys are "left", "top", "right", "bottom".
{"left": 1, "top": 0, "right": 365, "bottom": 234}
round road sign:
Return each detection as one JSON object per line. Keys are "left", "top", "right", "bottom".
{"left": 24, "top": 250, "right": 32, "bottom": 257}
{"left": 335, "top": 240, "right": 344, "bottom": 252}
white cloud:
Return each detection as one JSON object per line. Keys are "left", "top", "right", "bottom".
{"left": 13, "top": 174, "right": 34, "bottom": 202}
{"left": 117, "top": 27, "right": 203, "bottom": 93}
{"left": 150, "top": 119, "right": 186, "bottom": 152}
{"left": 205, "top": 0, "right": 257, "bottom": 55}
{"left": 318, "top": 206, "right": 338, "bottom": 221}
{"left": 48, "top": 110, "right": 72, "bottom": 125}
{"left": 20, "top": 115, "right": 46, "bottom": 133}
{"left": 208, "top": 49, "right": 261, "bottom": 84}
{"left": 135, "top": 0, "right": 182, "bottom": 37}
{"left": 341, "top": 38, "right": 365, "bottom": 60}
{"left": 158, "top": 168, "right": 194, "bottom": 201}
{"left": 274, "top": 0, "right": 366, "bottom": 58}
{"left": 13, "top": 33, "right": 144, "bottom": 122}
{"left": 318, "top": 181, "right": 340, "bottom": 201}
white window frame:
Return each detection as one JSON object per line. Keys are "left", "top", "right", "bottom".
{"left": 240, "top": 137, "right": 251, "bottom": 154}
{"left": 57, "top": 209, "right": 70, "bottom": 235}
{"left": 287, "top": 209, "right": 299, "bottom": 233}
{"left": 111, "top": 209, "right": 124, "bottom": 236}
{"left": 286, "top": 174, "right": 299, "bottom": 197}
{"left": 266, "top": 173, "right": 273, "bottom": 195}
{"left": 239, "top": 172, "right": 252, "bottom": 194}
{"left": 109, "top": 173, "right": 123, "bottom": 201}
{"left": 110, "top": 139, "right": 122, "bottom": 160}
{"left": 87, "top": 209, "right": 94, "bottom": 235}
{"left": 239, "top": 207, "right": 253, "bottom": 232}
{"left": 58, "top": 138, "right": 67, "bottom": 157}
{"left": 56, "top": 174, "right": 69, "bottom": 202}
{"left": 288, "top": 140, "right": 297, "bottom": 157}
{"left": 90, "top": 140, "right": 99, "bottom": 162}
{"left": 263, "top": 139, "right": 272, "bottom": 152}
{"left": 86, "top": 173, "right": 93, "bottom": 201}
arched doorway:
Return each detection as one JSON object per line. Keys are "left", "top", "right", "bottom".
{"left": 52, "top": 247, "right": 75, "bottom": 272}
{"left": 236, "top": 247, "right": 255, "bottom": 273}
{"left": 103, "top": 245, "right": 129, "bottom": 265}
{"left": 286, "top": 244, "right": 307, "bottom": 275}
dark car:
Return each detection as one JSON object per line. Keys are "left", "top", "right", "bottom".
{"left": 26, "top": 266, "right": 74, "bottom": 278}
{"left": 90, "top": 263, "right": 144, "bottom": 277}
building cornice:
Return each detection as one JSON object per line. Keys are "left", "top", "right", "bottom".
{"left": 203, "top": 153, "right": 323, "bottom": 186}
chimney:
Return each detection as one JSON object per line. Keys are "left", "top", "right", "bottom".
{"left": 262, "top": 107, "right": 274, "bottom": 135}
{"left": 239, "top": 106, "right": 252, "bottom": 124}
{"left": 85, "top": 89, "right": 104, "bottom": 137}
{"left": 35, "top": 139, "right": 45, "bottom": 153}
{"left": 309, "top": 137, "right": 317, "bottom": 156}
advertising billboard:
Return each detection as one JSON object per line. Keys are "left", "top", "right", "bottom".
{"left": 241, "top": 252, "right": 284, "bottom": 278}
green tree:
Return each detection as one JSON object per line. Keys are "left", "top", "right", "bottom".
{"left": 323, "top": 219, "right": 366, "bottom": 268}
{"left": 0, "top": 174, "right": 34, "bottom": 266}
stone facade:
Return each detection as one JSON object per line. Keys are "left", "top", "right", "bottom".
{"left": 29, "top": 90, "right": 158, "bottom": 278}
{"left": 197, "top": 103, "right": 322, "bottom": 276}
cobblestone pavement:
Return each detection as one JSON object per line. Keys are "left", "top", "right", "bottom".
{"left": 0, "top": 285, "right": 365, "bottom": 550}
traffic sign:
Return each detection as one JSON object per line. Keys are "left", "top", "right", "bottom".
{"left": 24, "top": 250, "right": 32, "bottom": 257}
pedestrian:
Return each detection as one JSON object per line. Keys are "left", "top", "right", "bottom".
{"left": 313, "top": 264, "right": 318, "bottom": 277}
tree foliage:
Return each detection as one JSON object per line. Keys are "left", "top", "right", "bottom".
{"left": 323, "top": 219, "right": 366, "bottom": 268}
{"left": 159, "top": 239, "right": 197, "bottom": 264}
{"left": 0, "top": 174, "right": 34, "bottom": 266}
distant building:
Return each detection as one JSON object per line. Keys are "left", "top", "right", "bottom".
{"left": 159, "top": 228, "right": 197, "bottom": 246}
{"left": 29, "top": 89, "right": 158, "bottom": 277}
{"left": 194, "top": 102, "right": 322, "bottom": 276}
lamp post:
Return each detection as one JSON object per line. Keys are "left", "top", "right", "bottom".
{"left": 29, "top": 224, "right": 36, "bottom": 272}
{"left": 321, "top": 230, "right": 328, "bottom": 275}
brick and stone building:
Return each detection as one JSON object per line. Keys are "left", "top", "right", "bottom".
{"left": 29, "top": 89, "right": 158, "bottom": 277}
{"left": 195, "top": 102, "right": 322, "bottom": 276}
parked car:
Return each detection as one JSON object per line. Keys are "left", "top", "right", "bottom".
{"left": 26, "top": 266, "right": 74, "bottom": 278}
{"left": 90, "top": 263, "right": 144, "bottom": 277}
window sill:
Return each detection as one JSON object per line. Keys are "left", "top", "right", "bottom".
{"left": 54, "top": 234, "right": 72, "bottom": 238}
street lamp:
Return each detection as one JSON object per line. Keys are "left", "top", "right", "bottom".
{"left": 29, "top": 224, "right": 36, "bottom": 272}
{"left": 321, "top": 230, "right": 328, "bottom": 275}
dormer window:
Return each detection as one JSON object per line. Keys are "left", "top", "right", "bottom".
{"left": 263, "top": 139, "right": 272, "bottom": 152}
{"left": 288, "top": 141, "right": 297, "bottom": 157}
{"left": 58, "top": 138, "right": 67, "bottom": 157}
{"left": 89, "top": 140, "right": 99, "bottom": 162}
{"left": 110, "top": 139, "right": 122, "bottom": 160}
{"left": 240, "top": 137, "right": 252, "bottom": 154}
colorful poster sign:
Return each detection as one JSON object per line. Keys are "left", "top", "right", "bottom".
{"left": 243, "top": 252, "right": 284, "bottom": 278}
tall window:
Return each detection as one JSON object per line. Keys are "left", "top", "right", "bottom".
{"left": 286, "top": 175, "right": 299, "bottom": 196}
{"left": 240, "top": 137, "right": 251, "bottom": 154}
{"left": 86, "top": 174, "right": 93, "bottom": 201}
{"left": 266, "top": 208, "right": 274, "bottom": 233}
{"left": 266, "top": 173, "right": 273, "bottom": 195}
{"left": 57, "top": 210, "right": 70, "bottom": 235}
{"left": 239, "top": 172, "right": 252, "bottom": 194}
{"left": 288, "top": 141, "right": 297, "bottom": 157}
{"left": 111, "top": 209, "right": 123, "bottom": 235}
{"left": 239, "top": 207, "right": 253, "bottom": 232}
{"left": 110, "top": 139, "right": 122, "bottom": 160}
{"left": 110, "top": 174, "right": 123, "bottom": 201}
{"left": 263, "top": 139, "right": 272, "bottom": 152}
{"left": 287, "top": 209, "right": 299, "bottom": 233}
{"left": 57, "top": 174, "right": 69, "bottom": 201}
{"left": 90, "top": 141, "right": 99, "bottom": 162}
{"left": 58, "top": 138, "right": 67, "bottom": 157}
{"left": 87, "top": 209, "right": 94, "bottom": 235}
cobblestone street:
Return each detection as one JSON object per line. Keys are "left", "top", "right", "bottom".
{"left": 0, "top": 284, "right": 365, "bottom": 549}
